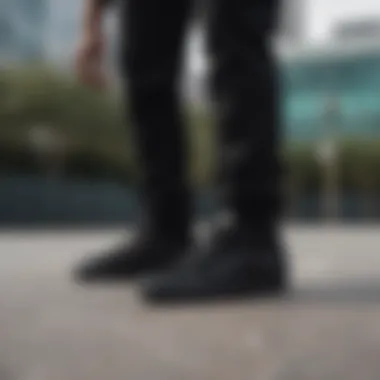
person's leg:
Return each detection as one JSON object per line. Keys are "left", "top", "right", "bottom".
{"left": 122, "top": 0, "right": 192, "bottom": 241}
{"left": 142, "top": 0, "right": 287, "bottom": 302}
{"left": 210, "top": 0, "right": 281, "bottom": 230}
{"left": 75, "top": 0, "right": 193, "bottom": 282}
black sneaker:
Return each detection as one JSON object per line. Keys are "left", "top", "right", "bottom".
{"left": 73, "top": 233, "right": 189, "bottom": 283}
{"left": 140, "top": 223, "right": 287, "bottom": 304}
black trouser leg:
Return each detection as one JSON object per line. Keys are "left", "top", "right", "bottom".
{"left": 207, "top": 0, "right": 281, "bottom": 229}
{"left": 120, "top": 0, "right": 192, "bottom": 241}
{"left": 139, "top": 1, "right": 286, "bottom": 303}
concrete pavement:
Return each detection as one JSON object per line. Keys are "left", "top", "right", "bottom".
{"left": 0, "top": 225, "right": 379, "bottom": 380}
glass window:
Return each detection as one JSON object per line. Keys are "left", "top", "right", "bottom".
{"left": 282, "top": 51, "right": 380, "bottom": 139}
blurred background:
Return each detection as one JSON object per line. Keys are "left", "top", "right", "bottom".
{"left": 1, "top": 0, "right": 380, "bottom": 227}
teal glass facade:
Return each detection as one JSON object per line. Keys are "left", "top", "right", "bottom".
{"left": 282, "top": 50, "right": 380, "bottom": 140}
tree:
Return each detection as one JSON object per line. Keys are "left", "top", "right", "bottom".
{"left": 0, "top": 65, "right": 134, "bottom": 182}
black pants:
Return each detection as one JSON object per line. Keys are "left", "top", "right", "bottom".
{"left": 119, "top": 0, "right": 281, "bottom": 238}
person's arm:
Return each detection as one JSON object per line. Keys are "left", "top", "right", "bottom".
{"left": 76, "top": 0, "right": 110, "bottom": 89}
{"left": 82, "top": 0, "right": 108, "bottom": 38}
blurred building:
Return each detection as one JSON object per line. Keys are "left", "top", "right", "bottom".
{"left": 334, "top": 18, "right": 380, "bottom": 42}
{"left": 0, "top": 0, "right": 117, "bottom": 71}
{"left": 278, "top": 35, "right": 380, "bottom": 140}
{"left": 0, "top": 0, "right": 48, "bottom": 62}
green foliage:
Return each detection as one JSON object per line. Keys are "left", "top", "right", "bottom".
{"left": 2, "top": 66, "right": 380, "bottom": 195}
{"left": 339, "top": 139, "right": 380, "bottom": 193}
{"left": 284, "top": 142, "right": 320, "bottom": 194}
{"left": 0, "top": 65, "right": 133, "bottom": 183}
{"left": 285, "top": 139, "right": 380, "bottom": 195}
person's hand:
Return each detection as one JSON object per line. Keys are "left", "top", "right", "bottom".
{"left": 75, "top": 30, "right": 107, "bottom": 90}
